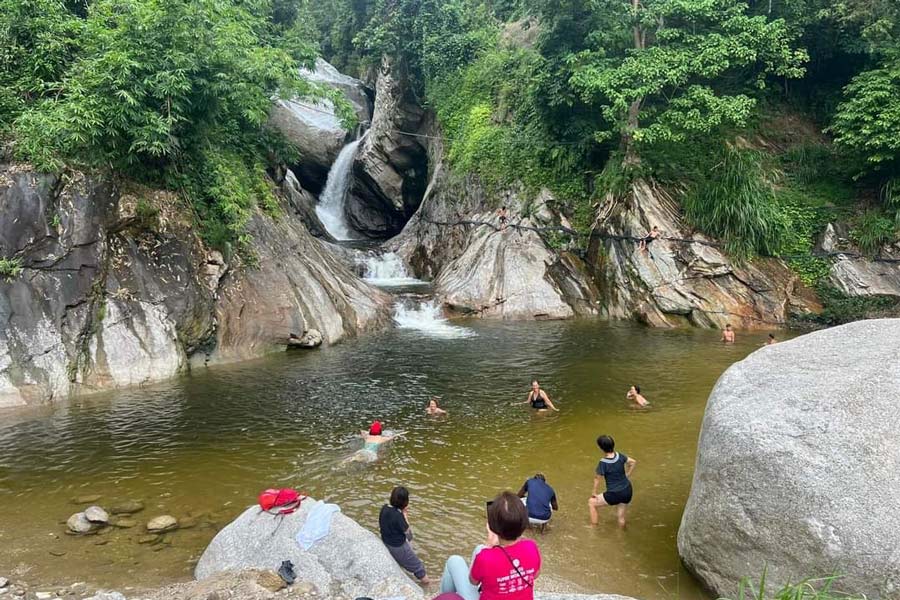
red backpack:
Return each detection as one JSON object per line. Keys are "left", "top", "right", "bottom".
{"left": 258, "top": 488, "right": 304, "bottom": 515}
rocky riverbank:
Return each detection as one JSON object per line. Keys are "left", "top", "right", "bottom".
{"left": 1, "top": 498, "right": 639, "bottom": 600}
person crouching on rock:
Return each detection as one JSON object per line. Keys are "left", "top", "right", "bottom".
{"left": 588, "top": 435, "right": 636, "bottom": 528}
{"left": 380, "top": 486, "right": 430, "bottom": 585}
{"left": 439, "top": 491, "right": 541, "bottom": 600}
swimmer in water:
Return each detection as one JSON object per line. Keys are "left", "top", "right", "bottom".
{"left": 342, "top": 421, "right": 405, "bottom": 465}
{"left": 426, "top": 398, "right": 447, "bottom": 416}
{"left": 766, "top": 333, "right": 777, "bottom": 345}
{"left": 626, "top": 385, "right": 649, "bottom": 407}
{"left": 721, "top": 323, "right": 735, "bottom": 344}
{"left": 519, "top": 379, "right": 559, "bottom": 412}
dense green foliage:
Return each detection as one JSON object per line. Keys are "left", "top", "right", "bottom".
{"left": 2, "top": 0, "right": 899, "bottom": 267}
{"left": 729, "top": 572, "right": 865, "bottom": 600}
{"left": 0, "top": 0, "right": 351, "bottom": 254}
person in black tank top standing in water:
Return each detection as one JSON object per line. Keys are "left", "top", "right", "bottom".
{"left": 519, "top": 379, "right": 559, "bottom": 412}
{"left": 588, "top": 435, "right": 637, "bottom": 527}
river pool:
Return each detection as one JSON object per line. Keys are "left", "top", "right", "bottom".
{"left": 0, "top": 318, "right": 780, "bottom": 598}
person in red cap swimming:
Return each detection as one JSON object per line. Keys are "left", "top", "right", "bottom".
{"left": 343, "top": 421, "right": 405, "bottom": 465}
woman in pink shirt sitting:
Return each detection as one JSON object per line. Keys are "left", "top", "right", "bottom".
{"left": 439, "top": 491, "right": 542, "bottom": 600}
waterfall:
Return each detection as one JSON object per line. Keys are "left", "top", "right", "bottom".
{"left": 392, "top": 300, "right": 476, "bottom": 339}
{"left": 362, "top": 252, "right": 424, "bottom": 287}
{"left": 316, "top": 140, "right": 360, "bottom": 241}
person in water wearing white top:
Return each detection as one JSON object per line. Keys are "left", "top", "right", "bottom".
{"left": 588, "top": 435, "right": 636, "bottom": 528}
{"left": 519, "top": 380, "right": 559, "bottom": 412}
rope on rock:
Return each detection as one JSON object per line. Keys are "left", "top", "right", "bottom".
{"left": 413, "top": 216, "right": 900, "bottom": 264}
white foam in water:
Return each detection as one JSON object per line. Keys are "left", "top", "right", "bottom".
{"left": 363, "top": 252, "right": 425, "bottom": 287}
{"left": 316, "top": 140, "right": 360, "bottom": 241}
{"left": 393, "top": 300, "right": 476, "bottom": 339}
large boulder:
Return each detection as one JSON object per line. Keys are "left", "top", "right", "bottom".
{"left": 269, "top": 59, "right": 371, "bottom": 194}
{"left": 0, "top": 162, "right": 388, "bottom": 405}
{"left": 349, "top": 56, "right": 428, "bottom": 238}
{"left": 390, "top": 138, "right": 600, "bottom": 320}
{"left": 817, "top": 223, "right": 900, "bottom": 298}
{"left": 678, "top": 319, "right": 900, "bottom": 597}
{"left": 195, "top": 501, "right": 423, "bottom": 600}
{"left": 587, "top": 180, "right": 821, "bottom": 328}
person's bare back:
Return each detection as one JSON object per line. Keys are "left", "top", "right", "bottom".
{"left": 626, "top": 385, "right": 649, "bottom": 407}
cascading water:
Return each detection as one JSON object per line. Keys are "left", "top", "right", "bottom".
{"left": 362, "top": 252, "right": 424, "bottom": 287}
{"left": 316, "top": 140, "right": 360, "bottom": 240}
{"left": 392, "top": 299, "right": 476, "bottom": 339}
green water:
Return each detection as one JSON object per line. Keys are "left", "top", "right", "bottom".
{"left": 0, "top": 320, "right": 777, "bottom": 597}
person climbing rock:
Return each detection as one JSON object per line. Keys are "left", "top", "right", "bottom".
{"left": 497, "top": 206, "right": 509, "bottom": 231}
{"left": 638, "top": 226, "right": 660, "bottom": 252}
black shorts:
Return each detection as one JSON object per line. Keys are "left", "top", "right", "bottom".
{"left": 603, "top": 485, "right": 633, "bottom": 506}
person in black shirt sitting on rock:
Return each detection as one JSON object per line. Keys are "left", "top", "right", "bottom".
{"left": 379, "top": 486, "right": 429, "bottom": 584}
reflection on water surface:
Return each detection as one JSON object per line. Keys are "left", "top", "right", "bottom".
{"left": 0, "top": 320, "right": 778, "bottom": 598}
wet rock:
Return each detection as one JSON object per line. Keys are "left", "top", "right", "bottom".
{"left": 109, "top": 500, "right": 144, "bottom": 515}
{"left": 110, "top": 517, "right": 137, "bottom": 528}
{"left": 287, "top": 329, "right": 323, "bottom": 349}
{"left": 0, "top": 578, "right": 7, "bottom": 588}
{"left": 146, "top": 515, "right": 178, "bottom": 532}
{"left": 678, "top": 319, "right": 900, "bottom": 597}
{"left": 35, "top": 591, "right": 53, "bottom": 599}
{"left": 586, "top": 179, "right": 821, "bottom": 327}
{"left": 350, "top": 56, "right": 428, "bottom": 238}
{"left": 67, "top": 512, "right": 95, "bottom": 534}
{"left": 137, "top": 534, "right": 161, "bottom": 544}
{"left": 195, "top": 500, "right": 422, "bottom": 600}
{"left": 391, "top": 163, "right": 600, "bottom": 319}
{"left": 269, "top": 58, "right": 370, "bottom": 194}
{"left": 72, "top": 495, "right": 102, "bottom": 505}
{"left": 84, "top": 506, "right": 109, "bottom": 524}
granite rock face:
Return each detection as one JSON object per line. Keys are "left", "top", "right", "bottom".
{"left": 389, "top": 134, "right": 600, "bottom": 320}
{"left": 678, "top": 319, "right": 900, "bottom": 598}
{"left": 349, "top": 56, "right": 428, "bottom": 238}
{"left": 269, "top": 58, "right": 371, "bottom": 194}
{"left": 195, "top": 501, "right": 423, "bottom": 600}
{"left": 587, "top": 180, "right": 821, "bottom": 328}
{"left": 0, "top": 164, "right": 388, "bottom": 406}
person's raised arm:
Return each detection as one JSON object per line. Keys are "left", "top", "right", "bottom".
{"left": 625, "top": 456, "right": 637, "bottom": 477}
{"left": 517, "top": 482, "right": 528, "bottom": 498}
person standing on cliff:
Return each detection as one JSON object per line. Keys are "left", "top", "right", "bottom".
{"left": 721, "top": 324, "right": 735, "bottom": 343}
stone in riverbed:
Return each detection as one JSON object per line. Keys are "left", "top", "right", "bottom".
{"left": 146, "top": 515, "right": 178, "bottom": 532}
{"left": 84, "top": 506, "right": 109, "bottom": 524}
{"left": 0, "top": 578, "right": 8, "bottom": 588}
{"left": 287, "top": 329, "right": 323, "bottom": 349}
{"left": 137, "top": 534, "right": 161, "bottom": 545}
{"left": 109, "top": 500, "right": 144, "bottom": 515}
{"left": 66, "top": 512, "right": 95, "bottom": 534}
{"left": 110, "top": 517, "right": 137, "bottom": 529}
{"left": 71, "top": 494, "right": 102, "bottom": 505}
{"left": 678, "top": 319, "right": 900, "bottom": 598}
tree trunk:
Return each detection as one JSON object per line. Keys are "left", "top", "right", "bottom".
{"left": 623, "top": 0, "right": 645, "bottom": 167}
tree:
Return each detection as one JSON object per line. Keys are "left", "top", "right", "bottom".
{"left": 533, "top": 0, "right": 808, "bottom": 165}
